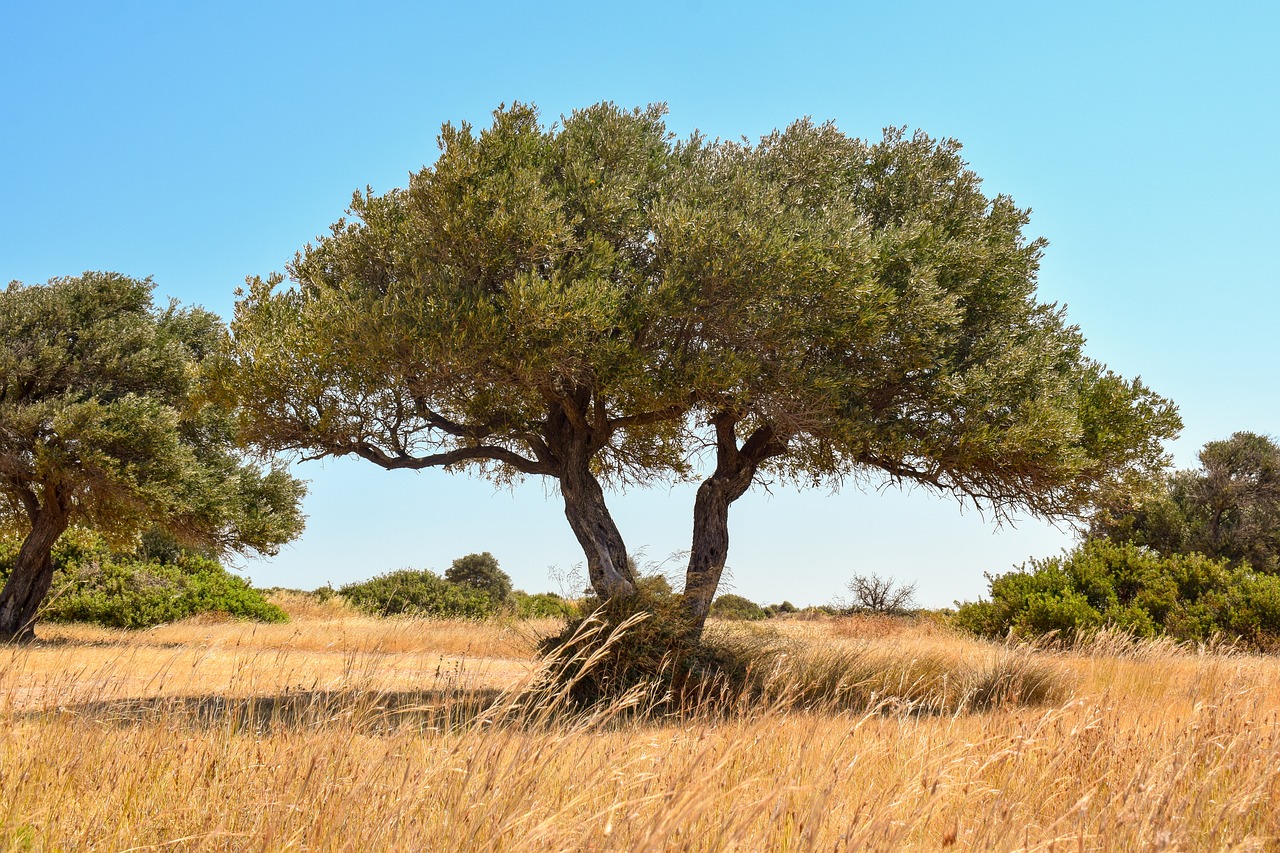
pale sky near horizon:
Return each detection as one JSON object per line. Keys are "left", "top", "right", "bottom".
{"left": 3, "top": 1, "right": 1277, "bottom": 607}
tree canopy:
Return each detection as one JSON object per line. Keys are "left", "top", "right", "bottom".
{"left": 445, "top": 551, "right": 513, "bottom": 602}
{"left": 217, "top": 102, "right": 1180, "bottom": 634}
{"left": 0, "top": 272, "right": 306, "bottom": 640}
{"left": 220, "top": 103, "right": 692, "bottom": 599}
{"left": 662, "top": 120, "right": 1182, "bottom": 627}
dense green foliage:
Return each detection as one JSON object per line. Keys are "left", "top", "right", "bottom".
{"left": 339, "top": 549, "right": 578, "bottom": 620}
{"left": 218, "top": 101, "right": 1180, "bottom": 624}
{"left": 338, "top": 569, "right": 501, "bottom": 619}
{"left": 445, "top": 552, "right": 513, "bottom": 602}
{"left": 674, "top": 120, "right": 1180, "bottom": 629}
{"left": 0, "top": 273, "right": 305, "bottom": 554}
{"left": 955, "top": 539, "right": 1280, "bottom": 647}
{"left": 1093, "top": 432, "right": 1280, "bottom": 573}
{"left": 0, "top": 272, "right": 305, "bottom": 638}
{"left": 0, "top": 529, "right": 286, "bottom": 629}
{"left": 510, "top": 590, "right": 579, "bottom": 619}
{"left": 709, "top": 593, "right": 767, "bottom": 621}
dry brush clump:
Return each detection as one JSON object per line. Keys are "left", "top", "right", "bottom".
{"left": 1, "top": 607, "right": 1279, "bottom": 850}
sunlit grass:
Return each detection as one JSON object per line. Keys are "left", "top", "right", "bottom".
{"left": 0, "top": 607, "right": 1277, "bottom": 849}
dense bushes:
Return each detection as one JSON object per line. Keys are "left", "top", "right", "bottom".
{"left": 955, "top": 539, "right": 1280, "bottom": 647}
{"left": 338, "top": 569, "right": 500, "bottom": 619}
{"left": 511, "top": 591, "right": 578, "bottom": 619}
{"left": 338, "top": 560, "right": 580, "bottom": 621}
{"left": 0, "top": 529, "right": 286, "bottom": 629}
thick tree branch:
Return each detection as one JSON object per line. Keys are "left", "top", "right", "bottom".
{"left": 337, "top": 439, "right": 556, "bottom": 476}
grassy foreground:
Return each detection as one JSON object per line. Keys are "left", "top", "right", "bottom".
{"left": 1, "top": 596, "right": 1278, "bottom": 850}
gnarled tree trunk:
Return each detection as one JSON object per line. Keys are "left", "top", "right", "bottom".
{"left": 547, "top": 391, "right": 638, "bottom": 599}
{"left": 561, "top": 460, "right": 636, "bottom": 599}
{"left": 0, "top": 505, "right": 70, "bottom": 643}
{"left": 682, "top": 417, "right": 788, "bottom": 637}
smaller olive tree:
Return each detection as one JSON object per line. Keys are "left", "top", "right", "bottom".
{"left": 1092, "top": 432, "right": 1280, "bottom": 573}
{"left": 445, "top": 552, "right": 513, "bottom": 602}
{"left": 0, "top": 273, "right": 306, "bottom": 641}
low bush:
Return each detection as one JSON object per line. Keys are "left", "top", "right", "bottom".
{"left": 538, "top": 584, "right": 734, "bottom": 708}
{"left": 955, "top": 539, "right": 1280, "bottom": 647}
{"left": 511, "top": 590, "right": 579, "bottom": 619}
{"left": 710, "top": 593, "right": 766, "bottom": 621}
{"left": 339, "top": 569, "right": 499, "bottom": 619}
{"left": 0, "top": 528, "right": 287, "bottom": 629}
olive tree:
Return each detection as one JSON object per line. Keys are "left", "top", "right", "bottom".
{"left": 219, "top": 103, "right": 1179, "bottom": 633}
{"left": 0, "top": 273, "right": 306, "bottom": 641}
{"left": 660, "top": 122, "right": 1182, "bottom": 631}
{"left": 219, "top": 103, "right": 695, "bottom": 600}
{"left": 445, "top": 552, "right": 513, "bottom": 602}
{"left": 1092, "top": 432, "right": 1280, "bottom": 571}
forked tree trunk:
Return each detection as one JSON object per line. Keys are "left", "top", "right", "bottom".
{"left": 682, "top": 418, "right": 787, "bottom": 638}
{"left": 0, "top": 508, "right": 70, "bottom": 643}
{"left": 560, "top": 444, "right": 637, "bottom": 600}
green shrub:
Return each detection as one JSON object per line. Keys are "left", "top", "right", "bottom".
{"left": 0, "top": 528, "right": 286, "bottom": 629}
{"left": 511, "top": 590, "right": 579, "bottom": 619}
{"left": 339, "top": 568, "right": 499, "bottom": 619}
{"left": 710, "top": 593, "right": 766, "bottom": 621}
{"left": 955, "top": 539, "right": 1280, "bottom": 647}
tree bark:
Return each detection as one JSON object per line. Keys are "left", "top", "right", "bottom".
{"left": 561, "top": 457, "right": 636, "bottom": 599}
{"left": 547, "top": 417, "right": 634, "bottom": 599}
{"left": 0, "top": 505, "right": 71, "bottom": 643}
{"left": 682, "top": 417, "right": 787, "bottom": 638}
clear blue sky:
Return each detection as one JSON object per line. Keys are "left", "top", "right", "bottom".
{"left": 3, "top": 1, "right": 1277, "bottom": 606}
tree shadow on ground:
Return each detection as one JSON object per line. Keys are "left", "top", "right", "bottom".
{"left": 24, "top": 687, "right": 510, "bottom": 734}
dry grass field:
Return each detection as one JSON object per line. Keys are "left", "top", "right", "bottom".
{"left": 1, "top": 596, "right": 1278, "bottom": 851}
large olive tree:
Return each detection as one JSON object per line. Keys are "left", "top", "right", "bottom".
{"left": 0, "top": 273, "right": 306, "bottom": 641}
{"left": 219, "top": 103, "right": 1179, "bottom": 630}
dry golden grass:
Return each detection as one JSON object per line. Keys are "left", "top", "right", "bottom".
{"left": 1, "top": 606, "right": 1278, "bottom": 850}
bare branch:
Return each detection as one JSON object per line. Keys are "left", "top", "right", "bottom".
{"left": 340, "top": 439, "right": 556, "bottom": 477}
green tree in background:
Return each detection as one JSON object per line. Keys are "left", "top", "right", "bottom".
{"left": 0, "top": 273, "right": 306, "bottom": 641}
{"left": 1093, "top": 432, "right": 1280, "bottom": 572}
{"left": 445, "top": 551, "right": 513, "bottom": 602}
